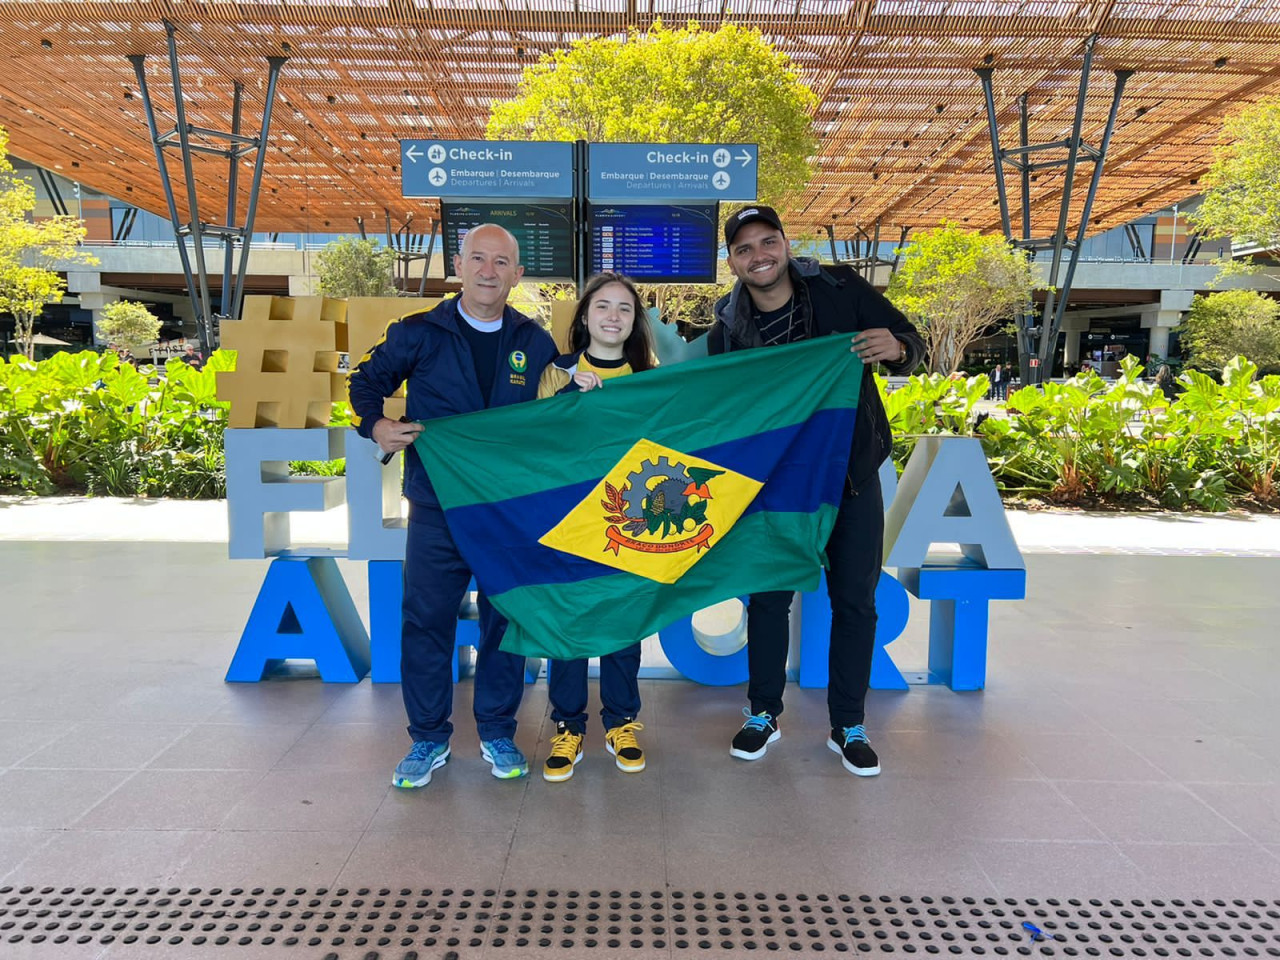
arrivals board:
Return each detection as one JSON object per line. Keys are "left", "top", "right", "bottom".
{"left": 588, "top": 203, "right": 718, "bottom": 284}
{"left": 441, "top": 201, "right": 575, "bottom": 281}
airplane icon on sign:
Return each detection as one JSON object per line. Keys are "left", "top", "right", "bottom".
{"left": 428, "top": 167, "right": 447, "bottom": 187}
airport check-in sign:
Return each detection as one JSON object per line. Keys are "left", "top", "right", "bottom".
{"left": 588, "top": 143, "right": 758, "bottom": 201}
{"left": 401, "top": 140, "right": 574, "bottom": 199}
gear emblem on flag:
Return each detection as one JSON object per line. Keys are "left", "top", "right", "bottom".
{"left": 539, "top": 438, "right": 763, "bottom": 584}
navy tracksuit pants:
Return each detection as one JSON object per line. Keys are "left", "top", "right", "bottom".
{"left": 548, "top": 644, "right": 642, "bottom": 734}
{"left": 401, "top": 501, "right": 527, "bottom": 744}
{"left": 746, "top": 471, "right": 884, "bottom": 729}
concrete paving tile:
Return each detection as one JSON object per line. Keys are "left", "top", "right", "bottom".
{"left": 665, "top": 835, "right": 830, "bottom": 893}
{"left": 145, "top": 723, "right": 310, "bottom": 771}
{"left": 873, "top": 729, "right": 1044, "bottom": 781}
{"left": 336, "top": 830, "right": 511, "bottom": 889}
{"left": 1009, "top": 731, "right": 1170, "bottom": 782}
{"left": 165, "top": 830, "right": 360, "bottom": 887}
{"left": 273, "top": 723, "right": 410, "bottom": 773}
{"left": 0, "top": 770, "right": 134, "bottom": 829}
{"left": 368, "top": 758, "right": 530, "bottom": 835}
{"left": 1180, "top": 696, "right": 1280, "bottom": 737}
{"left": 966, "top": 840, "right": 1147, "bottom": 898}
{"left": 0, "top": 829, "right": 57, "bottom": 880}
{"left": 1126, "top": 734, "right": 1279, "bottom": 784}
{"left": 1052, "top": 694, "right": 1205, "bottom": 738}
{"left": 218, "top": 770, "right": 389, "bottom": 833}
{"left": 0, "top": 721, "right": 68, "bottom": 767}
{"left": 660, "top": 767, "right": 801, "bottom": 841}
{"left": 207, "top": 681, "right": 351, "bottom": 725}
{"left": 1120, "top": 842, "right": 1280, "bottom": 898}
{"left": 74, "top": 771, "right": 266, "bottom": 830}
{"left": 18, "top": 723, "right": 192, "bottom": 771}
{"left": 0, "top": 941, "right": 109, "bottom": 960}
{"left": 311, "top": 681, "right": 410, "bottom": 724}
{"left": 505, "top": 832, "right": 666, "bottom": 891}
{"left": 2, "top": 829, "right": 205, "bottom": 886}
{"left": 1056, "top": 781, "right": 1249, "bottom": 843}
{"left": 792, "top": 775, "right": 1104, "bottom": 843}
{"left": 821, "top": 839, "right": 996, "bottom": 895}
{"left": 1188, "top": 783, "right": 1280, "bottom": 843}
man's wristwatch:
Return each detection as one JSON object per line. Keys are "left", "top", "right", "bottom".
{"left": 896, "top": 339, "right": 908, "bottom": 363}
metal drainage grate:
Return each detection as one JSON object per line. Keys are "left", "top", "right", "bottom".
{"left": 2, "top": 886, "right": 1279, "bottom": 957}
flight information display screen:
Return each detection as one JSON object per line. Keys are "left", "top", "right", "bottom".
{"left": 588, "top": 203, "right": 718, "bottom": 283}
{"left": 441, "top": 201, "right": 575, "bottom": 281}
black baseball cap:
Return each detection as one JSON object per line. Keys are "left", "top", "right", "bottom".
{"left": 724, "top": 205, "right": 785, "bottom": 246}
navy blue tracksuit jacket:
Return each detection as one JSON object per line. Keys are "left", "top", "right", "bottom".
{"left": 347, "top": 296, "right": 557, "bottom": 744}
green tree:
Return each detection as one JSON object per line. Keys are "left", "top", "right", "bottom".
{"left": 315, "top": 237, "right": 396, "bottom": 298}
{"left": 98, "top": 300, "right": 161, "bottom": 357}
{"left": 1188, "top": 98, "right": 1280, "bottom": 256}
{"left": 1182, "top": 289, "right": 1280, "bottom": 375}
{"left": 487, "top": 20, "right": 817, "bottom": 209}
{"left": 0, "top": 124, "right": 99, "bottom": 359}
{"left": 886, "top": 222, "right": 1040, "bottom": 375}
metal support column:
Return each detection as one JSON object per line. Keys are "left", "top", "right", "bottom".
{"left": 129, "top": 26, "right": 286, "bottom": 349}
{"left": 976, "top": 35, "right": 1130, "bottom": 386}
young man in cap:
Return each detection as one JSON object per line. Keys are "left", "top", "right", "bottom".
{"left": 708, "top": 205, "right": 924, "bottom": 776}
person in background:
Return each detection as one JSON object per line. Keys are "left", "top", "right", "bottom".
{"left": 536, "top": 272, "right": 657, "bottom": 782}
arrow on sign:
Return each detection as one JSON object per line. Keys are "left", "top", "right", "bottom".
{"left": 736, "top": 149, "right": 753, "bottom": 167}
{"left": 405, "top": 145, "right": 422, "bottom": 163}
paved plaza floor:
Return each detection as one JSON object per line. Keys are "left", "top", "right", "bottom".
{"left": 1, "top": 498, "right": 1278, "bottom": 959}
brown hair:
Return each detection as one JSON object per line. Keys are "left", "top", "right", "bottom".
{"left": 569, "top": 272, "right": 656, "bottom": 373}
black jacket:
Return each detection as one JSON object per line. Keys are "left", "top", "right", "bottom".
{"left": 708, "top": 257, "right": 924, "bottom": 493}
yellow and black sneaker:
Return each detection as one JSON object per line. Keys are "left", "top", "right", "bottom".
{"left": 604, "top": 720, "right": 645, "bottom": 774}
{"left": 543, "top": 722, "right": 584, "bottom": 782}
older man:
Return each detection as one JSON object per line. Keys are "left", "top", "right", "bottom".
{"left": 348, "top": 224, "right": 557, "bottom": 788}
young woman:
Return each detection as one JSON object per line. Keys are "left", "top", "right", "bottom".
{"left": 536, "top": 272, "right": 657, "bottom": 782}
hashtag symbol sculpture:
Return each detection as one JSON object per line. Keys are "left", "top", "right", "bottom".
{"left": 216, "top": 296, "right": 348, "bottom": 429}
{"left": 344, "top": 297, "right": 437, "bottom": 422}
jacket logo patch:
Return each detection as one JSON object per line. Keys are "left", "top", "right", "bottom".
{"left": 508, "top": 350, "right": 528, "bottom": 373}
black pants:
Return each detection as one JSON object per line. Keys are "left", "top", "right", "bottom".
{"left": 746, "top": 470, "right": 883, "bottom": 729}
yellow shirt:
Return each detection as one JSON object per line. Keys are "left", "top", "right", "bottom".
{"left": 537, "top": 351, "right": 633, "bottom": 398}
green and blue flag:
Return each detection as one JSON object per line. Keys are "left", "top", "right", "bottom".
{"left": 413, "top": 334, "right": 862, "bottom": 660}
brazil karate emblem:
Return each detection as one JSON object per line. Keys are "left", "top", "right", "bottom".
{"left": 508, "top": 350, "right": 528, "bottom": 373}
{"left": 539, "top": 438, "right": 764, "bottom": 584}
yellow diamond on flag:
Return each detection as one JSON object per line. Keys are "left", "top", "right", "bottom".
{"left": 538, "top": 438, "right": 764, "bottom": 585}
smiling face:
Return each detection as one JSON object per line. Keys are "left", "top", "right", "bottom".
{"left": 454, "top": 224, "right": 523, "bottom": 319}
{"left": 584, "top": 281, "right": 636, "bottom": 351}
{"left": 726, "top": 221, "right": 789, "bottom": 294}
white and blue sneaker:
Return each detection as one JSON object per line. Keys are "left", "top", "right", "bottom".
{"left": 480, "top": 737, "right": 529, "bottom": 779}
{"left": 392, "top": 740, "right": 450, "bottom": 789}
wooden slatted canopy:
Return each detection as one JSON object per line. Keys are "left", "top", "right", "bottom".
{"left": 2, "top": 1, "right": 1278, "bottom": 239}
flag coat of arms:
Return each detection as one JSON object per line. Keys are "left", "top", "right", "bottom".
{"left": 413, "top": 335, "right": 863, "bottom": 661}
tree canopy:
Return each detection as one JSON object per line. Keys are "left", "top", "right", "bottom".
{"left": 486, "top": 20, "right": 817, "bottom": 208}
{"left": 886, "top": 222, "right": 1039, "bottom": 375}
{"left": 1188, "top": 97, "right": 1280, "bottom": 253}
{"left": 315, "top": 236, "right": 396, "bottom": 298}
{"left": 1182, "top": 289, "right": 1280, "bottom": 375}
{"left": 0, "top": 124, "right": 98, "bottom": 358}
{"left": 98, "top": 300, "right": 161, "bottom": 356}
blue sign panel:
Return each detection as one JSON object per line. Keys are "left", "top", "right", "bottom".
{"left": 400, "top": 140, "right": 574, "bottom": 199}
{"left": 588, "top": 143, "right": 758, "bottom": 201}
{"left": 589, "top": 203, "right": 718, "bottom": 284}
